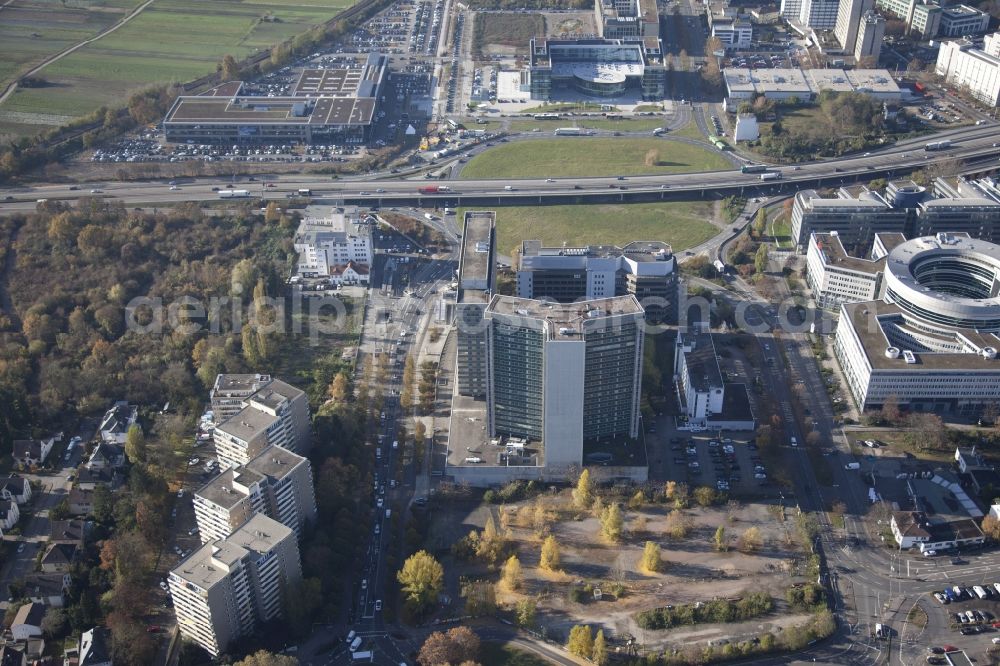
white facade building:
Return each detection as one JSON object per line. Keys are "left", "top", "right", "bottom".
{"left": 733, "top": 114, "right": 760, "bottom": 141}
{"left": 169, "top": 514, "right": 302, "bottom": 656}
{"left": 855, "top": 11, "right": 885, "bottom": 61}
{"left": 293, "top": 209, "right": 373, "bottom": 278}
{"left": 805, "top": 231, "right": 893, "bottom": 310}
{"left": 193, "top": 444, "right": 317, "bottom": 544}
{"left": 212, "top": 376, "right": 311, "bottom": 468}
{"left": 935, "top": 36, "right": 1000, "bottom": 107}
{"left": 834, "top": 233, "right": 1000, "bottom": 415}
{"left": 711, "top": 17, "right": 753, "bottom": 50}
{"left": 674, "top": 329, "right": 724, "bottom": 423}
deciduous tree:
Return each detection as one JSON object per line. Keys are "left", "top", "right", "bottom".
{"left": 566, "top": 625, "right": 593, "bottom": 659}
{"left": 640, "top": 541, "right": 662, "bottom": 573}
{"left": 397, "top": 550, "right": 444, "bottom": 613}
{"left": 572, "top": 469, "right": 594, "bottom": 509}
{"left": 540, "top": 535, "right": 560, "bottom": 572}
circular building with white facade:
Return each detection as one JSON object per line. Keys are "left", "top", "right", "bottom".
{"left": 882, "top": 232, "right": 1000, "bottom": 332}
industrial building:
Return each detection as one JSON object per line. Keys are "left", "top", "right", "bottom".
{"left": 193, "top": 445, "right": 317, "bottom": 544}
{"left": 169, "top": 514, "right": 303, "bottom": 656}
{"left": 210, "top": 375, "right": 311, "bottom": 468}
{"left": 163, "top": 54, "right": 387, "bottom": 145}
{"left": 723, "top": 67, "right": 902, "bottom": 104}
{"left": 293, "top": 207, "right": 374, "bottom": 280}
{"left": 935, "top": 33, "right": 1000, "bottom": 107}
{"left": 455, "top": 211, "right": 496, "bottom": 398}
{"left": 834, "top": 233, "right": 1000, "bottom": 415}
{"left": 516, "top": 239, "right": 677, "bottom": 323}
{"left": 528, "top": 37, "right": 666, "bottom": 100}
{"left": 484, "top": 294, "right": 645, "bottom": 469}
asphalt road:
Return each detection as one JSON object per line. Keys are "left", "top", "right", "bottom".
{"left": 3, "top": 124, "right": 999, "bottom": 212}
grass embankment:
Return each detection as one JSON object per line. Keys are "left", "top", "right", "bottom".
{"left": 458, "top": 201, "right": 719, "bottom": 254}
{"left": 460, "top": 137, "right": 730, "bottom": 179}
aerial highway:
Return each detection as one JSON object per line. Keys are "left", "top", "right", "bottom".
{"left": 2, "top": 124, "right": 999, "bottom": 212}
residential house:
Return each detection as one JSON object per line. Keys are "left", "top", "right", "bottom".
{"left": 10, "top": 603, "right": 44, "bottom": 641}
{"left": 87, "top": 442, "right": 125, "bottom": 471}
{"left": 12, "top": 438, "right": 54, "bottom": 468}
{"left": 0, "top": 500, "right": 19, "bottom": 532}
{"left": 0, "top": 645, "right": 26, "bottom": 666}
{"left": 328, "top": 261, "right": 370, "bottom": 286}
{"left": 0, "top": 476, "right": 31, "bottom": 505}
{"left": 68, "top": 488, "right": 94, "bottom": 516}
{"left": 48, "top": 519, "right": 87, "bottom": 546}
{"left": 41, "top": 542, "right": 78, "bottom": 573}
{"left": 74, "top": 467, "right": 116, "bottom": 491}
{"left": 890, "top": 510, "right": 985, "bottom": 552}
{"left": 21, "top": 573, "right": 71, "bottom": 608}
{"left": 78, "top": 627, "right": 112, "bottom": 666}
{"left": 98, "top": 402, "right": 137, "bottom": 445}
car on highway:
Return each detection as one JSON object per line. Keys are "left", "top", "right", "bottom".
{"left": 375, "top": 600, "right": 382, "bottom": 611}
{"left": 17, "top": 543, "right": 25, "bottom": 554}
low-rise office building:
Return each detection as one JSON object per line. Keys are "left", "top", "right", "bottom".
{"left": 293, "top": 208, "right": 373, "bottom": 279}
{"left": 711, "top": 16, "right": 753, "bottom": 50}
{"left": 595, "top": 0, "right": 660, "bottom": 39}
{"left": 169, "top": 514, "right": 302, "bottom": 656}
{"left": 805, "top": 231, "right": 905, "bottom": 310}
{"left": 517, "top": 239, "right": 677, "bottom": 323}
{"left": 193, "top": 445, "right": 317, "bottom": 544}
{"left": 935, "top": 35, "right": 1000, "bottom": 107}
{"left": 834, "top": 233, "right": 1000, "bottom": 415}
{"left": 724, "top": 67, "right": 902, "bottom": 104}
{"left": 673, "top": 328, "right": 756, "bottom": 430}
{"left": 528, "top": 37, "right": 666, "bottom": 101}
{"left": 938, "top": 4, "right": 990, "bottom": 37}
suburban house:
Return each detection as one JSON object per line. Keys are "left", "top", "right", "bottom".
{"left": 78, "top": 627, "right": 113, "bottom": 666}
{"left": 11, "top": 438, "right": 54, "bottom": 468}
{"left": 0, "top": 500, "right": 20, "bottom": 532}
{"left": 98, "top": 401, "right": 137, "bottom": 445}
{"left": 48, "top": 519, "right": 87, "bottom": 546}
{"left": 41, "top": 542, "right": 79, "bottom": 574}
{"left": 329, "top": 261, "right": 371, "bottom": 286}
{"left": 21, "top": 573, "right": 71, "bottom": 608}
{"left": 68, "top": 488, "right": 95, "bottom": 516}
{"left": 74, "top": 467, "right": 117, "bottom": 491}
{"left": 890, "top": 510, "right": 985, "bottom": 552}
{"left": 87, "top": 442, "right": 125, "bottom": 471}
{"left": 10, "top": 603, "right": 45, "bottom": 641}
{"left": 0, "top": 475, "right": 31, "bottom": 505}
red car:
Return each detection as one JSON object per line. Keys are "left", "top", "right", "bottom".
{"left": 942, "top": 645, "right": 958, "bottom": 653}
{"left": 146, "top": 626, "right": 161, "bottom": 634}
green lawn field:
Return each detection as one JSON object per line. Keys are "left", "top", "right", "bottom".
{"left": 459, "top": 138, "right": 730, "bottom": 179}
{"left": 0, "top": 0, "right": 355, "bottom": 139}
{"left": 459, "top": 200, "right": 719, "bottom": 255}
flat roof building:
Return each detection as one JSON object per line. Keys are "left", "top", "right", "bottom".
{"left": 875, "top": 0, "right": 941, "bottom": 38}
{"left": 293, "top": 207, "right": 373, "bottom": 279}
{"left": 484, "top": 294, "right": 645, "bottom": 471}
{"left": 724, "top": 67, "right": 901, "bottom": 103}
{"left": 806, "top": 231, "right": 899, "bottom": 310}
{"left": 938, "top": 4, "right": 990, "bottom": 37}
{"left": 935, "top": 36, "right": 1000, "bottom": 107}
{"left": 455, "top": 212, "right": 496, "bottom": 398}
{"left": 169, "top": 514, "right": 302, "bottom": 656}
{"left": 517, "top": 239, "right": 677, "bottom": 323}
{"left": 596, "top": 0, "right": 660, "bottom": 40}
{"left": 834, "top": 233, "right": 1000, "bottom": 415}
{"left": 163, "top": 54, "right": 387, "bottom": 145}
{"left": 528, "top": 37, "right": 666, "bottom": 101}
{"left": 193, "top": 444, "right": 316, "bottom": 544}
{"left": 211, "top": 375, "right": 310, "bottom": 468}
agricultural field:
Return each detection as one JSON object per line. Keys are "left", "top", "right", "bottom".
{"left": 459, "top": 137, "right": 731, "bottom": 179}
{"left": 0, "top": 0, "right": 356, "bottom": 140}
{"left": 457, "top": 201, "right": 719, "bottom": 255}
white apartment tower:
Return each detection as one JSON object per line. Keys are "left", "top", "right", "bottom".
{"left": 855, "top": 11, "right": 885, "bottom": 62}
{"left": 211, "top": 376, "right": 311, "bottom": 468}
{"left": 169, "top": 514, "right": 302, "bottom": 656}
{"left": 834, "top": 0, "right": 874, "bottom": 56}
{"left": 193, "top": 445, "right": 317, "bottom": 544}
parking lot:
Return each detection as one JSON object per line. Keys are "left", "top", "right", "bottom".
{"left": 662, "top": 433, "right": 772, "bottom": 495}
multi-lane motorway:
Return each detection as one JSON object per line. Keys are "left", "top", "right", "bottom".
{"left": 2, "top": 124, "right": 999, "bottom": 213}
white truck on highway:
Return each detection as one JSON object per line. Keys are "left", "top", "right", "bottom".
{"left": 759, "top": 172, "right": 782, "bottom": 181}
{"left": 218, "top": 189, "right": 250, "bottom": 198}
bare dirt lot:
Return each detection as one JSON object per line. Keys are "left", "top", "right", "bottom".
{"left": 430, "top": 485, "right": 817, "bottom": 650}
{"left": 544, "top": 12, "right": 596, "bottom": 38}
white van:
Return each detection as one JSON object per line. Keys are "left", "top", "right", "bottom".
{"left": 790, "top": 437, "right": 798, "bottom": 447}
{"left": 350, "top": 636, "right": 363, "bottom": 652}
{"left": 346, "top": 630, "right": 357, "bottom": 644}
{"left": 973, "top": 585, "right": 989, "bottom": 599}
